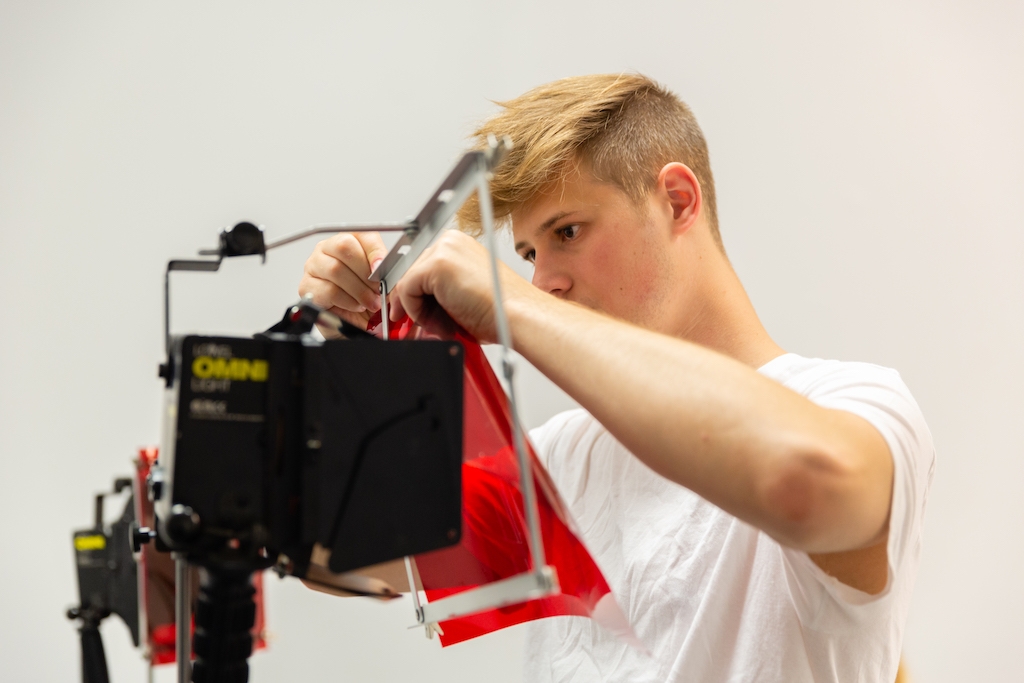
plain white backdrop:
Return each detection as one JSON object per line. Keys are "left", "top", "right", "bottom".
{"left": 1, "top": 1, "right": 1021, "bottom": 681}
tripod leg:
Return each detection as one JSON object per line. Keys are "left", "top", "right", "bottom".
{"left": 80, "top": 620, "right": 111, "bottom": 683}
{"left": 191, "top": 568, "right": 255, "bottom": 683}
{"left": 174, "top": 554, "right": 192, "bottom": 683}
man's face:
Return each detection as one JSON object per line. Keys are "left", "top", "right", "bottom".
{"left": 511, "top": 168, "right": 682, "bottom": 332}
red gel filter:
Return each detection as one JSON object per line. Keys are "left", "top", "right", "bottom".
{"left": 367, "top": 312, "right": 633, "bottom": 647}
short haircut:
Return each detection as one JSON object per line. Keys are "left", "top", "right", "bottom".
{"left": 457, "top": 73, "right": 721, "bottom": 249}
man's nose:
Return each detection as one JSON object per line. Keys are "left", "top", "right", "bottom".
{"left": 531, "top": 257, "right": 572, "bottom": 298}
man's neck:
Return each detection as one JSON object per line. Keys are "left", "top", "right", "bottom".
{"left": 673, "top": 249, "right": 784, "bottom": 369}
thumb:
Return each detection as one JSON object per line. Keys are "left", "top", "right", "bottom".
{"left": 354, "top": 232, "right": 389, "bottom": 276}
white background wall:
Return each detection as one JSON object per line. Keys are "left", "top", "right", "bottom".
{"left": 1, "top": 1, "right": 1021, "bottom": 681}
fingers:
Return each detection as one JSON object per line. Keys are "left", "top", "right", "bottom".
{"left": 379, "top": 231, "right": 510, "bottom": 341}
{"left": 316, "top": 305, "right": 371, "bottom": 339}
{"left": 319, "top": 232, "right": 371, "bottom": 270}
{"left": 387, "top": 246, "right": 432, "bottom": 324}
{"left": 300, "top": 232, "right": 387, "bottom": 320}
{"left": 315, "top": 235, "right": 382, "bottom": 308}
{"left": 386, "top": 275, "right": 413, "bottom": 323}
{"left": 299, "top": 268, "right": 367, "bottom": 313}
{"left": 352, "top": 232, "right": 389, "bottom": 276}
{"left": 306, "top": 250, "right": 381, "bottom": 310}
{"left": 329, "top": 304, "right": 371, "bottom": 328}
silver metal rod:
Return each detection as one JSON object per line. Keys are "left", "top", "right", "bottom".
{"left": 403, "top": 556, "right": 423, "bottom": 620}
{"left": 173, "top": 554, "right": 191, "bottom": 683}
{"left": 476, "top": 159, "right": 547, "bottom": 572}
{"left": 379, "top": 280, "right": 390, "bottom": 339}
{"left": 264, "top": 223, "right": 413, "bottom": 251}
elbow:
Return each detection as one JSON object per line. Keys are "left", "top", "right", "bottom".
{"left": 758, "top": 445, "right": 856, "bottom": 551}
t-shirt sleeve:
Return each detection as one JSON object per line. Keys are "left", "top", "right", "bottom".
{"left": 528, "top": 409, "right": 587, "bottom": 472}
{"left": 777, "top": 361, "right": 936, "bottom": 622}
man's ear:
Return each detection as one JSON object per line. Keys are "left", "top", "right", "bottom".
{"left": 658, "top": 162, "right": 702, "bottom": 235}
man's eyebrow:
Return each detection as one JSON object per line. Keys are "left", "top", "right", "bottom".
{"left": 514, "top": 211, "right": 573, "bottom": 252}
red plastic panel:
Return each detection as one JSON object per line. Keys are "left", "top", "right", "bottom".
{"left": 367, "top": 312, "right": 624, "bottom": 647}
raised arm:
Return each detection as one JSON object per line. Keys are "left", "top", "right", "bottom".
{"left": 388, "top": 232, "right": 894, "bottom": 563}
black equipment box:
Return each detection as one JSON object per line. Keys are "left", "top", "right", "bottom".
{"left": 161, "top": 334, "right": 465, "bottom": 575}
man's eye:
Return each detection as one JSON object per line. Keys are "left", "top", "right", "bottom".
{"left": 522, "top": 249, "right": 536, "bottom": 263}
{"left": 557, "top": 224, "right": 581, "bottom": 241}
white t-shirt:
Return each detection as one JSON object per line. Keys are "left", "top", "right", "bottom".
{"left": 524, "top": 353, "right": 935, "bottom": 683}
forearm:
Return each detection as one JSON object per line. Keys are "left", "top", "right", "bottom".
{"left": 385, "top": 231, "right": 891, "bottom": 552}
{"left": 506, "top": 290, "right": 891, "bottom": 552}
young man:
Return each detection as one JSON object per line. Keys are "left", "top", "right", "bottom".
{"left": 298, "top": 74, "right": 934, "bottom": 683}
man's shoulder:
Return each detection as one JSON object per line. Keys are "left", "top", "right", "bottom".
{"left": 760, "top": 351, "right": 933, "bottom": 463}
{"left": 763, "top": 352, "right": 934, "bottom": 486}
{"left": 529, "top": 408, "right": 596, "bottom": 448}
{"left": 758, "top": 352, "right": 918, "bottom": 408}
{"left": 759, "top": 352, "right": 902, "bottom": 388}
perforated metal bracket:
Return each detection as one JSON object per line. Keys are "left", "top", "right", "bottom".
{"left": 368, "top": 136, "right": 512, "bottom": 293}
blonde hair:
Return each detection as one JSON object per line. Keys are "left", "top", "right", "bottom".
{"left": 458, "top": 73, "right": 721, "bottom": 249}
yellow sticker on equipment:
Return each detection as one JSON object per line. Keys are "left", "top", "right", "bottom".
{"left": 74, "top": 535, "right": 106, "bottom": 551}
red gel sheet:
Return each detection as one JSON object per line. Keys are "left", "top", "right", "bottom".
{"left": 367, "top": 312, "right": 633, "bottom": 647}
